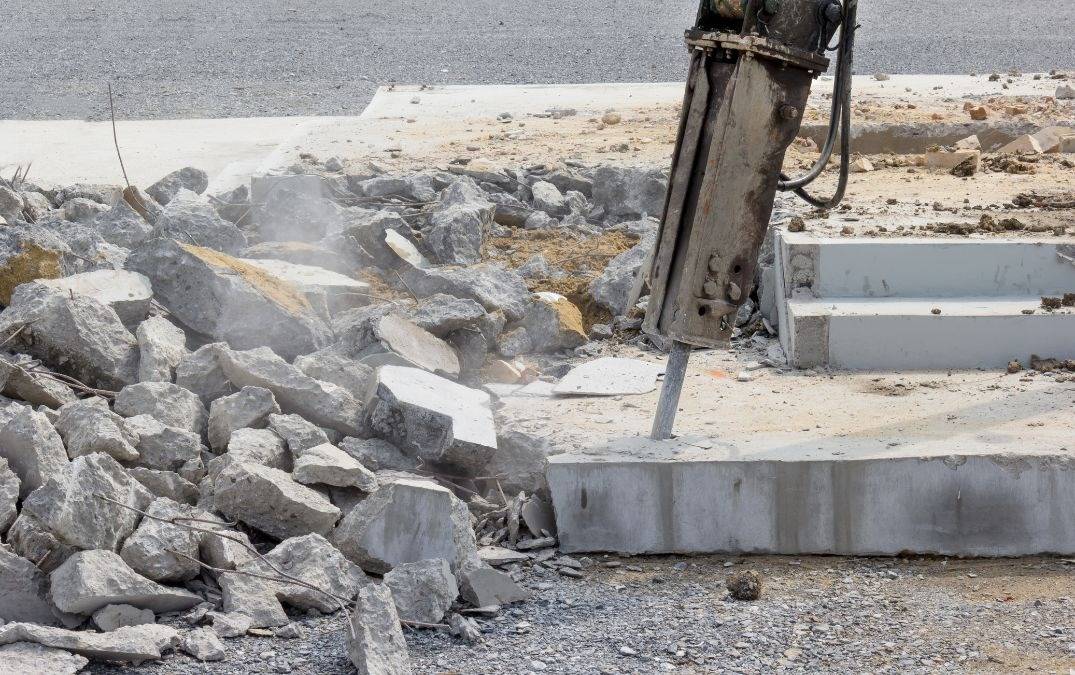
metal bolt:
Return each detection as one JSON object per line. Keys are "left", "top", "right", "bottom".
{"left": 779, "top": 104, "right": 799, "bottom": 121}
{"left": 708, "top": 254, "right": 721, "bottom": 273}
{"left": 727, "top": 282, "right": 743, "bottom": 301}
{"left": 702, "top": 280, "right": 720, "bottom": 297}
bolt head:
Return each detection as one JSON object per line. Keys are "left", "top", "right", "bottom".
{"left": 779, "top": 104, "right": 800, "bottom": 121}
{"left": 702, "top": 280, "right": 720, "bottom": 297}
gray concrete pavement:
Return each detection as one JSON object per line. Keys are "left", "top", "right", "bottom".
{"left": 2, "top": 0, "right": 1072, "bottom": 120}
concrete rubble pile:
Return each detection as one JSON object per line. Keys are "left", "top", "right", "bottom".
{"left": 0, "top": 159, "right": 742, "bottom": 670}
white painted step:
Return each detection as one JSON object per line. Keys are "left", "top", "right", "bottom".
{"left": 548, "top": 435, "right": 1075, "bottom": 557}
{"left": 777, "top": 232, "right": 1075, "bottom": 299}
{"left": 784, "top": 296, "right": 1075, "bottom": 369}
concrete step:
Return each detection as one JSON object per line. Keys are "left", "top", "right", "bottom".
{"left": 783, "top": 296, "right": 1075, "bottom": 369}
{"left": 547, "top": 435, "right": 1075, "bottom": 557}
{"left": 776, "top": 232, "right": 1075, "bottom": 299}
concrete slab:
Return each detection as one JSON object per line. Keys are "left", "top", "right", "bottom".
{"left": 778, "top": 232, "right": 1075, "bottom": 299}
{"left": 547, "top": 434, "right": 1075, "bottom": 557}
{"left": 2, "top": 75, "right": 1062, "bottom": 192}
{"left": 786, "top": 297, "right": 1075, "bottom": 370}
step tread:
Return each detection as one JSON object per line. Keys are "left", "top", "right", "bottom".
{"left": 790, "top": 295, "right": 1075, "bottom": 317}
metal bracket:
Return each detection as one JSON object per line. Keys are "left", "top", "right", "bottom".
{"left": 685, "top": 30, "right": 830, "bottom": 73}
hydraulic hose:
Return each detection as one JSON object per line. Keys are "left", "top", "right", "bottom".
{"left": 777, "top": 0, "right": 858, "bottom": 209}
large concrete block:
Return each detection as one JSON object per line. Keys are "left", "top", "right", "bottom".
{"left": 127, "top": 238, "right": 331, "bottom": 360}
{"left": 548, "top": 435, "right": 1075, "bottom": 556}
{"left": 365, "top": 366, "right": 496, "bottom": 473}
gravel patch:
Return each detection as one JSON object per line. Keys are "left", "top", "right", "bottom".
{"left": 90, "top": 555, "right": 1075, "bottom": 674}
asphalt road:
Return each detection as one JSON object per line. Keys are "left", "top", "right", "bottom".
{"left": 2, "top": 0, "right": 1073, "bottom": 120}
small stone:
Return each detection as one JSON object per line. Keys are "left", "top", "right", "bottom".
{"left": 274, "top": 622, "right": 307, "bottom": 639}
{"left": 135, "top": 317, "right": 190, "bottom": 383}
{"left": 726, "top": 570, "right": 762, "bottom": 601}
{"left": 207, "top": 611, "right": 253, "bottom": 638}
{"left": 601, "top": 111, "right": 622, "bottom": 125}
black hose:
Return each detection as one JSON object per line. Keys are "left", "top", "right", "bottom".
{"left": 778, "top": 0, "right": 858, "bottom": 209}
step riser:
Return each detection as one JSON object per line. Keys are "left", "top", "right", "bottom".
{"left": 788, "top": 310, "right": 1075, "bottom": 369}
{"left": 548, "top": 455, "right": 1075, "bottom": 557}
{"left": 780, "top": 236, "right": 1075, "bottom": 299}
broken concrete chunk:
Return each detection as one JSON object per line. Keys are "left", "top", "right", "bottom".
{"left": 0, "top": 282, "right": 139, "bottom": 390}
{"left": 0, "top": 622, "right": 180, "bottom": 665}
{"left": 350, "top": 313, "right": 461, "bottom": 377}
{"left": 39, "top": 269, "right": 152, "bottom": 327}
{"left": 293, "top": 347, "right": 374, "bottom": 395}
{"left": 422, "top": 178, "right": 494, "bottom": 266}
{"left": 0, "top": 353, "right": 78, "bottom": 408}
{"left": 56, "top": 401, "right": 140, "bottom": 462}
{"left": 0, "top": 641, "right": 89, "bottom": 674}
{"left": 20, "top": 452, "right": 152, "bottom": 552}
{"left": 589, "top": 224, "right": 656, "bottom": 315}
{"left": 180, "top": 627, "right": 226, "bottom": 661}
{"left": 268, "top": 413, "right": 330, "bottom": 455}
{"left": 0, "top": 544, "right": 58, "bottom": 624}
{"left": 120, "top": 497, "right": 204, "bottom": 583}
{"left": 115, "top": 381, "right": 206, "bottom": 434}
{"left": 256, "top": 183, "right": 342, "bottom": 244}
{"left": 293, "top": 442, "right": 378, "bottom": 491}
{"left": 553, "top": 357, "right": 664, "bottom": 396}
{"left": 333, "top": 478, "right": 480, "bottom": 575}
{"left": 403, "top": 263, "right": 532, "bottom": 322}
{"left": 365, "top": 366, "right": 497, "bottom": 473}
{"left": 241, "top": 257, "right": 370, "bottom": 312}
{"left": 458, "top": 565, "right": 530, "bottom": 607}
{"left": 63, "top": 197, "right": 109, "bottom": 222}
{"left": 213, "top": 461, "right": 340, "bottom": 539}
{"left": 50, "top": 549, "right": 201, "bottom": 615}
{"left": 93, "top": 197, "right": 154, "bottom": 249}
{"left": 0, "top": 458, "right": 18, "bottom": 534}
{"left": 531, "top": 180, "right": 569, "bottom": 216}
{"left": 93, "top": 603, "right": 156, "bottom": 632}
{"left": 216, "top": 347, "right": 364, "bottom": 437}
{"left": 124, "top": 414, "right": 203, "bottom": 472}
{"left": 200, "top": 529, "right": 256, "bottom": 571}
{"left": 207, "top": 385, "right": 279, "bottom": 452}
{"left": 0, "top": 404, "right": 64, "bottom": 498}
{"left": 6, "top": 513, "right": 77, "bottom": 573}
{"left": 348, "top": 583, "right": 413, "bottom": 675}
{"left": 175, "top": 343, "right": 233, "bottom": 405}
{"left": 384, "top": 228, "right": 429, "bottom": 269}
{"left": 128, "top": 467, "right": 199, "bottom": 505}
{"left": 926, "top": 148, "right": 981, "bottom": 171}
{"left": 219, "top": 533, "right": 367, "bottom": 628}
{"left": 147, "top": 167, "right": 209, "bottom": 206}
{"left": 408, "top": 294, "right": 487, "bottom": 337}
{"left": 384, "top": 558, "right": 458, "bottom": 624}
{"left": 487, "top": 429, "right": 563, "bottom": 494}
{"left": 999, "top": 134, "right": 1044, "bottom": 155}
{"left": 135, "top": 317, "right": 190, "bottom": 383}
{"left": 339, "top": 437, "right": 416, "bottom": 472}
{"left": 218, "top": 427, "right": 290, "bottom": 471}
{"left": 517, "top": 292, "right": 587, "bottom": 353}
{"left": 590, "top": 165, "right": 668, "bottom": 220}
{"left": 478, "top": 546, "right": 531, "bottom": 567}
{"left": 127, "top": 238, "right": 331, "bottom": 360}
{"left": 152, "top": 189, "right": 246, "bottom": 254}
{"left": 206, "top": 611, "right": 253, "bottom": 638}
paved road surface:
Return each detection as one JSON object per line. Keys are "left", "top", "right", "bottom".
{"left": 2, "top": 0, "right": 1072, "bottom": 120}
